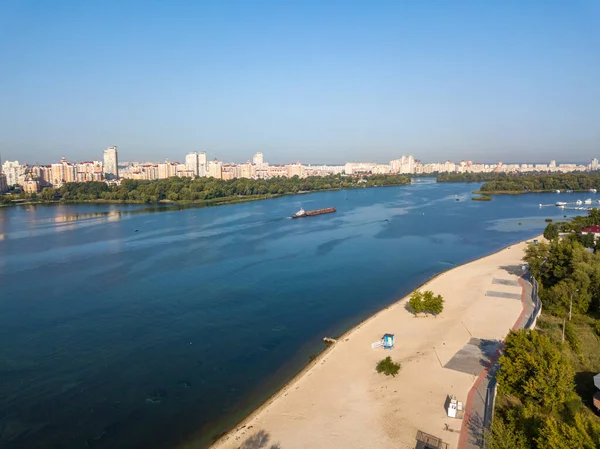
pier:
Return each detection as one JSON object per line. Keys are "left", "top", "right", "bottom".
{"left": 538, "top": 200, "right": 600, "bottom": 211}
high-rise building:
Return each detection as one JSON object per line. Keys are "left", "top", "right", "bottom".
{"left": 207, "top": 160, "right": 222, "bottom": 179}
{"left": 591, "top": 158, "right": 599, "bottom": 171}
{"left": 103, "top": 146, "right": 119, "bottom": 180}
{"left": 1, "top": 160, "right": 25, "bottom": 187}
{"left": 185, "top": 152, "right": 200, "bottom": 176}
{"left": 253, "top": 152, "right": 264, "bottom": 166}
{"left": 198, "top": 151, "right": 207, "bottom": 177}
{"left": 0, "top": 173, "right": 7, "bottom": 193}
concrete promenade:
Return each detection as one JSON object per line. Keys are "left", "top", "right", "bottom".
{"left": 458, "top": 273, "right": 535, "bottom": 449}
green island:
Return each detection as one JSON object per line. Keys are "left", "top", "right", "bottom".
{"left": 0, "top": 174, "right": 410, "bottom": 206}
{"left": 436, "top": 172, "right": 532, "bottom": 183}
{"left": 490, "top": 211, "right": 600, "bottom": 448}
{"left": 478, "top": 173, "right": 600, "bottom": 195}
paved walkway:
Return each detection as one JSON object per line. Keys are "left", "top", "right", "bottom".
{"left": 458, "top": 274, "right": 535, "bottom": 449}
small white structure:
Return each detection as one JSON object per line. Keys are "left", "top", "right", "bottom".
{"left": 447, "top": 398, "right": 464, "bottom": 419}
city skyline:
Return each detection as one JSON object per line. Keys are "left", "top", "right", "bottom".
{"left": 3, "top": 146, "right": 600, "bottom": 168}
{"left": 1, "top": 1, "right": 599, "bottom": 163}
{"left": 3, "top": 145, "right": 598, "bottom": 194}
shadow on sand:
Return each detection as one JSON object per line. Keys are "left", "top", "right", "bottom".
{"left": 239, "top": 430, "right": 281, "bottom": 449}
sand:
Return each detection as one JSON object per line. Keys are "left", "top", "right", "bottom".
{"left": 210, "top": 239, "right": 534, "bottom": 449}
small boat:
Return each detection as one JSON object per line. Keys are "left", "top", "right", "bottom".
{"left": 556, "top": 202, "right": 567, "bottom": 206}
{"left": 585, "top": 199, "right": 592, "bottom": 205}
{"left": 292, "top": 207, "right": 336, "bottom": 218}
{"left": 576, "top": 200, "right": 583, "bottom": 205}
{"left": 566, "top": 190, "right": 573, "bottom": 193}
{"left": 555, "top": 190, "right": 561, "bottom": 193}
{"left": 590, "top": 188, "right": 597, "bottom": 193}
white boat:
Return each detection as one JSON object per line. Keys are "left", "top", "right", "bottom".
{"left": 590, "top": 188, "right": 597, "bottom": 193}
{"left": 292, "top": 208, "right": 307, "bottom": 218}
{"left": 555, "top": 190, "right": 561, "bottom": 193}
{"left": 556, "top": 202, "right": 567, "bottom": 206}
{"left": 585, "top": 199, "right": 593, "bottom": 205}
{"left": 576, "top": 200, "right": 583, "bottom": 205}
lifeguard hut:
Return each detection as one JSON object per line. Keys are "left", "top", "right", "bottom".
{"left": 382, "top": 333, "right": 395, "bottom": 349}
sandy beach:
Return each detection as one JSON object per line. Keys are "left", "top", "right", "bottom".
{"left": 210, "top": 238, "right": 535, "bottom": 449}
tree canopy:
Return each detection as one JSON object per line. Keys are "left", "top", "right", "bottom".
{"left": 11, "top": 174, "right": 411, "bottom": 204}
{"left": 479, "top": 173, "right": 600, "bottom": 193}
{"left": 497, "top": 330, "right": 575, "bottom": 412}
{"left": 408, "top": 290, "right": 444, "bottom": 316}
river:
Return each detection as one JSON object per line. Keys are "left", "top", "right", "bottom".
{"left": 0, "top": 181, "right": 582, "bottom": 449}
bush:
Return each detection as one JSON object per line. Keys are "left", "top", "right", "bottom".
{"left": 594, "top": 320, "right": 600, "bottom": 336}
{"left": 408, "top": 290, "right": 444, "bottom": 316}
{"left": 422, "top": 291, "right": 444, "bottom": 315}
{"left": 564, "top": 321, "right": 582, "bottom": 355}
{"left": 409, "top": 291, "right": 424, "bottom": 315}
{"left": 543, "top": 223, "right": 559, "bottom": 240}
{"left": 376, "top": 356, "right": 401, "bottom": 377}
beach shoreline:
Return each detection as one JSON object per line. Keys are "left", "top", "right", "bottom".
{"left": 207, "top": 235, "right": 540, "bottom": 449}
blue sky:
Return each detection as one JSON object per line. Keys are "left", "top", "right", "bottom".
{"left": 1, "top": 0, "right": 599, "bottom": 165}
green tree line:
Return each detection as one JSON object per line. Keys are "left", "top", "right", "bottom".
{"left": 2, "top": 174, "right": 411, "bottom": 204}
{"left": 436, "top": 172, "right": 533, "bottom": 183}
{"left": 480, "top": 173, "right": 600, "bottom": 193}
{"left": 490, "top": 209, "right": 600, "bottom": 449}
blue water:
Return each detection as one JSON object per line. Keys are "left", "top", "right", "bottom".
{"left": 0, "top": 182, "right": 581, "bottom": 449}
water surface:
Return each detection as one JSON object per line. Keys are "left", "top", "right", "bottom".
{"left": 0, "top": 182, "right": 581, "bottom": 448}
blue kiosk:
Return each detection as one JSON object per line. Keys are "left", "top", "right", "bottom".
{"left": 382, "top": 333, "right": 395, "bottom": 349}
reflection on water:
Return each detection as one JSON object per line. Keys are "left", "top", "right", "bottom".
{"left": 0, "top": 185, "right": 585, "bottom": 449}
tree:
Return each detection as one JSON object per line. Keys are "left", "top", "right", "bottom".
{"left": 543, "top": 223, "right": 559, "bottom": 241}
{"left": 536, "top": 413, "right": 600, "bottom": 449}
{"left": 497, "top": 330, "right": 575, "bottom": 412}
{"left": 408, "top": 291, "right": 424, "bottom": 315}
{"left": 40, "top": 187, "right": 55, "bottom": 201}
{"left": 487, "top": 416, "right": 530, "bottom": 449}
{"left": 580, "top": 232, "right": 595, "bottom": 248}
{"left": 376, "top": 356, "right": 401, "bottom": 377}
{"left": 422, "top": 291, "right": 444, "bottom": 315}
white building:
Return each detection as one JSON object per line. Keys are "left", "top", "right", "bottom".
{"left": 253, "top": 152, "right": 264, "bottom": 166}
{"left": 198, "top": 151, "right": 207, "bottom": 177}
{"left": 1, "top": 160, "right": 25, "bottom": 187}
{"left": 103, "top": 146, "right": 119, "bottom": 180}
{"left": 185, "top": 152, "right": 200, "bottom": 177}
{"left": 207, "top": 160, "right": 223, "bottom": 179}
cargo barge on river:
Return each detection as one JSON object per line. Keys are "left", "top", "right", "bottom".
{"left": 291, "top": 207, "right": 336, "bottom": 218}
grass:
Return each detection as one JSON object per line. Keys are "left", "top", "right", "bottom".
{"left": 536, "top": 313, "right": 600, "bottom": 416}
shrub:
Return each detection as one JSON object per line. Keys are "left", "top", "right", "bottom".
{"left": 409, "top": 290, "right": 444, "bottom": 316}
{"left": 564, "top": 321, "right": 582, "bottom": 355}
{"left": 422, "top": 291, "right": 445, "bottom": 316}
{"left": 376, "top": 356, "right": 401, "bottom": 377}
{"left": 594, "top": 320, "right": 600, "bottom": 336}
{"left": 408, "top": 291, "right": 424, "bottom": 315}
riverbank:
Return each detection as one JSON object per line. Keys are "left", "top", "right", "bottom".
{"left": 0, "top": 181, "right": 413, "bottom": 209}
{"left": 209, "top": 238, "right": 537, "bottom": 449}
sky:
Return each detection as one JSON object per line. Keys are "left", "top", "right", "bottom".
{"left": 1, "top": 0, "right": 599, "bottom": 165}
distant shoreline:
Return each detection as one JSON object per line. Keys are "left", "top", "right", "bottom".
{"left": 0, "top": 183, "right": 412, "bottom": 210}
